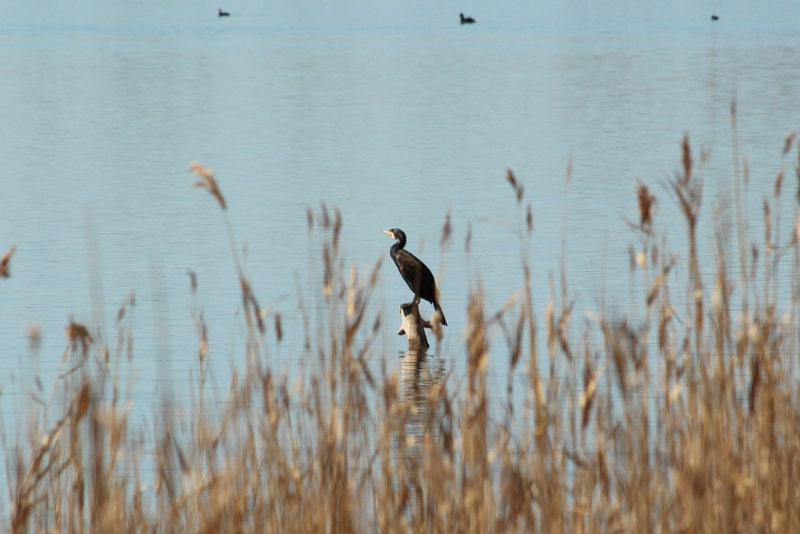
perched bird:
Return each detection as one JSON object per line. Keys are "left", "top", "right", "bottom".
{"left": 218, "top": 9, "right": 230, "bottom": 17}
{"left": 460, "top": 13, "right": 476, "bottom": 24}
{"left": 711, "top": 14, "right": 719, "bottom": 20}
{"left": 382, "top": 228, "right": 447, "bottom": 326}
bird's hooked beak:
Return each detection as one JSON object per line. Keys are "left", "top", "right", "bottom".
{"left": 381, "top": 229, "right": 394, "bottom": 238}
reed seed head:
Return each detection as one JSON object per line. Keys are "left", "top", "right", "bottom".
{"left": 441, "top": 210, "right": 452, "bottom": 247}
{"left": 187, "top": 270, "right": 197, "bottom": 294}
{"left": 1, "top": 243, "right": 17, "bottom": 278}
{"left": 636, "top": 180, "right": 656, "bottom": 230}
{"left": 190, "top": 162, "right": 227, "bottom": 211}
{"left": 783, "top": 132, "right": 796, "bottom": 156}
{"left": 507, "top": 169, "right": 523, "bottom": 203}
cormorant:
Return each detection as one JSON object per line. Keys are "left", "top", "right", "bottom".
{"left": 460, "top": 13, "right": 476, "bottom": 24}
{"left": 711, "top": 14, "right": 719, "bottom": 20}
{"left": 382, "top": 228, "right": 447, "bottom": 326}
{"left": 219, "top": 9, "right": 230, "bottom": 17}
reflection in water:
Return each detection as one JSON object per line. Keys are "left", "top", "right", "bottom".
{"left": 399, "top": 350, "right": 447, "bottom": 440}
{"left": 393, "top": 349, "right": 447, "bottom": 516}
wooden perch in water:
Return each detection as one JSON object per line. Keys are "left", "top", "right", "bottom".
{"left": 397, "top": 302, "right": 432, "bottom": 352}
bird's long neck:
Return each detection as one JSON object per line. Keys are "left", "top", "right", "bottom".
{"left": 390, "top": 235, "right": 406, "bottom": 260}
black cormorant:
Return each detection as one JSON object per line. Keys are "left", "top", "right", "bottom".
{"left": 460, "top": 13, "right": 475, "bottom": 24}
{"left": 219, "top": 9, "right": 230, "bottom": 17}
{"left": 382, "top": 228, "right": 447, "bottom": 326}
{"left": 711, "top": 14, "right": 719, "bottom": 20}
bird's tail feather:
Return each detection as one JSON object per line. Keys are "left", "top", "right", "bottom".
{"left": 434, "top": 302, "right": 448, "bottom": 326}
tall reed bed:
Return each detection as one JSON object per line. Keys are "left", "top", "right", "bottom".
{"left": 3, "top": 128, "right": 800, "bottom": 533}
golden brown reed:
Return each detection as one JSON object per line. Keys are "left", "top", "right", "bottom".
{"left": 5, "top": 129, "right": 800, "bottom": 533}
{"left": 1, "top": 243, "right": 17, "bottom": 278}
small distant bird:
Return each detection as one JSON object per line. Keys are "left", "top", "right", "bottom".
{"left": 711, "top": 14, "right": 719, "bottom": 20}
{"left": 218, "top": 9, "right": 230, "bottom": 17}
{"left": 1, "top": 244, "right": 17, "bottom": 278}
{"left": 382, "top": 229, "right": 447, "bottom": 326}
{"left": 460, "top": 13, "right": 476, "bottom": 24}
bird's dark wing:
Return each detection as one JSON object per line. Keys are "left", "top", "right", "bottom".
{"left": 394, "top": 250, "right": 437, "bottom": 304}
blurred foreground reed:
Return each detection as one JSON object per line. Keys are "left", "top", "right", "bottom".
{"left": 4, "top": 134, "right": 800, "bottom": 533}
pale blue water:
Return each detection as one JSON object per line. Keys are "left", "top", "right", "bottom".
{"left": 1, "top": 0, "right": 800, "bottom": 434}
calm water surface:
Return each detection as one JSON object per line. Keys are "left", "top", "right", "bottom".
{"left": 1, "top": 0, "right": 800, "bottom": 423}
